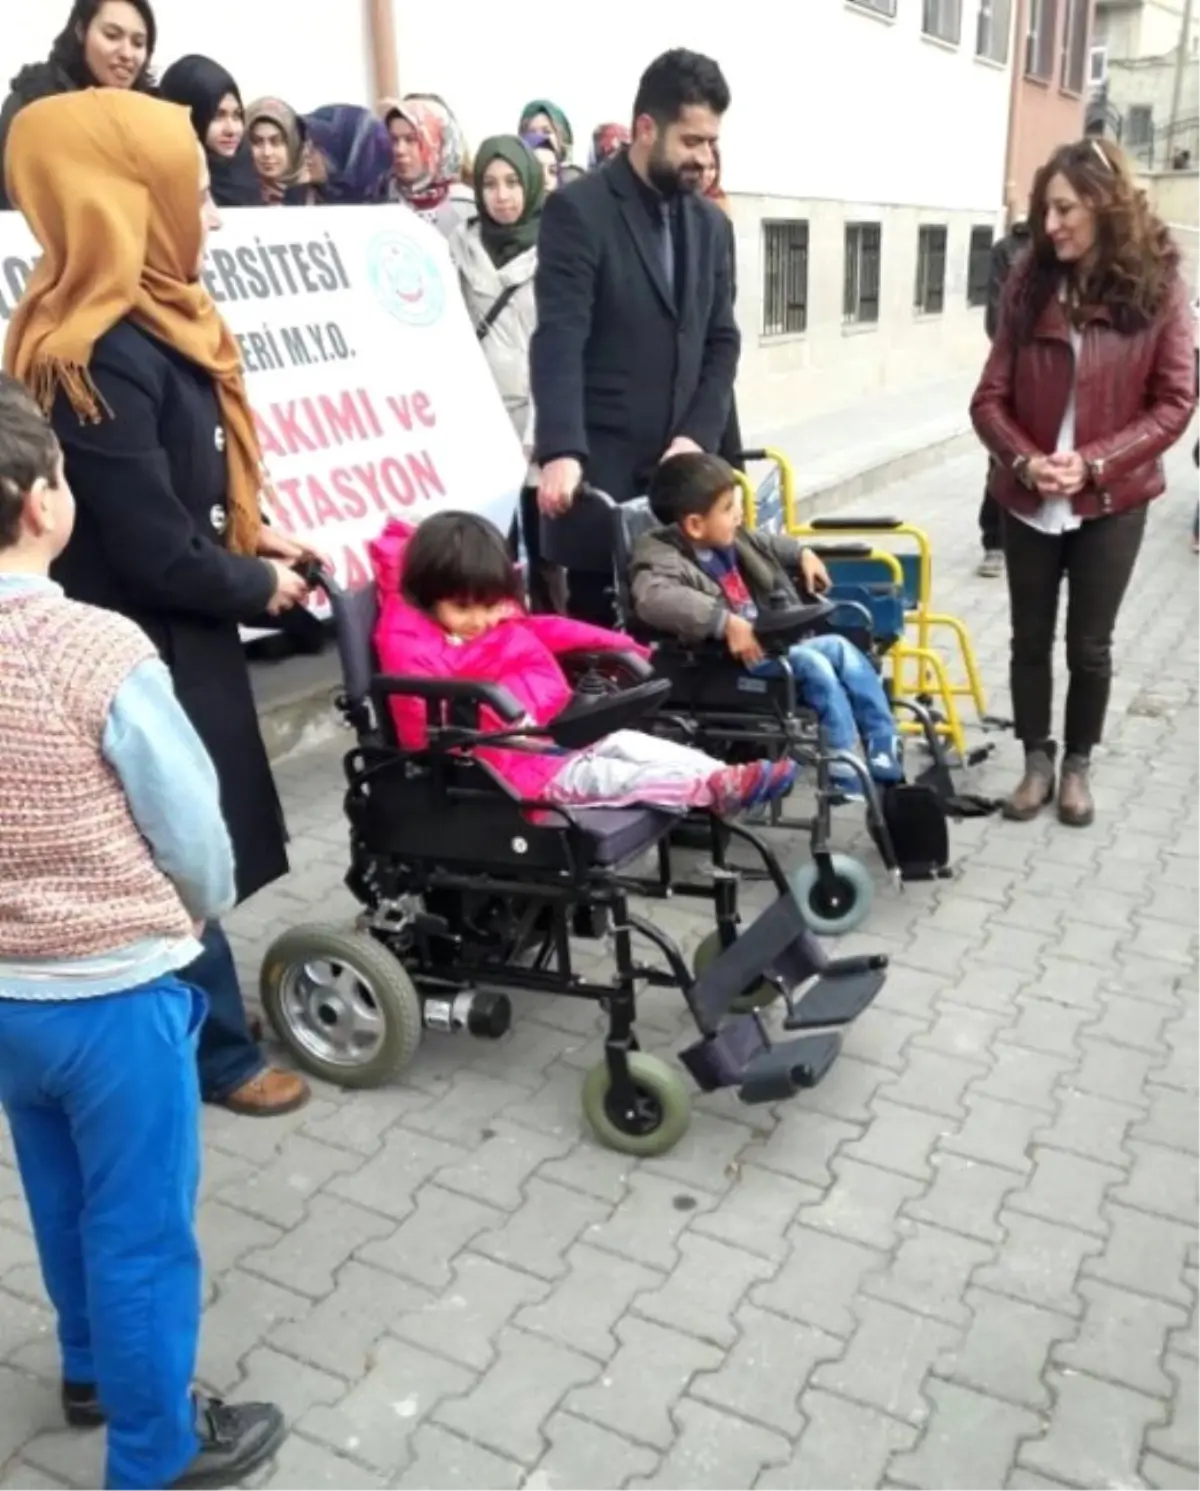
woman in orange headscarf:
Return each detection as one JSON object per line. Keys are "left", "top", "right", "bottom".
{"left": 3, "top": 89, "right": 314, "bottom": 1123}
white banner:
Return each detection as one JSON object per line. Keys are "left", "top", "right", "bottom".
{"left": 0, "top": 205, "right": 526, "bottom": 599}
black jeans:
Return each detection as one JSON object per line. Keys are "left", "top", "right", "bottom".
{"left": 979, "top": 460, "right": 1002, "bottom": 551}
{"left": 1002, "top": 505, "right": 1148, "bottom": 756}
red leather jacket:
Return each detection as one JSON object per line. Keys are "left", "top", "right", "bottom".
{"left": 971, "top": 268, "right": 1197, "bottom": 520}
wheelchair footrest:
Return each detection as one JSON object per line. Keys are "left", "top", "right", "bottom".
{"left": 677, "top": 1017, "right": 842, "bottom": 1102}
{"left": 783, "top": 966, "right": 885, "bottom": 1031}
{"left": 739, "top": 1031, "right": 842, "bottom": 1105}
{"left": 689, "top": 894, "right": 821, "bottom": 1030}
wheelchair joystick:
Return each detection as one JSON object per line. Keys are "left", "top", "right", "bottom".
{"left": 421, "top": 990, "right": 512, "bottom": 1040}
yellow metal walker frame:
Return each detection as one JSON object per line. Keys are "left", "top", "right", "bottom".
{"left": 734, "top": 449, "right": 995, "bottom": 761}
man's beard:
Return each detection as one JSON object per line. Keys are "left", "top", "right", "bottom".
{"left": 647, "top": 145, "right": 701, "bottom": 197}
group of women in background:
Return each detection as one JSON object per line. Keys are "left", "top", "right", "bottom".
{"left": 0, "top": 0, "right": 687, "bottom": 1117}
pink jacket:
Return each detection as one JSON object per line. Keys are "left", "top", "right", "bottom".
{"left": 369, "top": 519, "right": 649, "bottom": 800}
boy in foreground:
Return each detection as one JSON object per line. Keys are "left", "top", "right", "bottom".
{"left": 0, "top": 375, "right": 285, "bottom": 1490}
{"left": 631, "top": 452, "right": 901, "bottom": 795}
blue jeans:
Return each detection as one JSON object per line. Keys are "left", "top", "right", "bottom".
{"left": 0, "top": 978, "right": 204, "bottom": 1490}
{"left": 758, "top": 634, "right": 900, "bottom": 780}
{"left": 184, "top": 923, "right": 264, "bottom": 1102}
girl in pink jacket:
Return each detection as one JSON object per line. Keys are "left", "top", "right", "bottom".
{"left": 370, "top": 512, "right": 797, "bottom": 815}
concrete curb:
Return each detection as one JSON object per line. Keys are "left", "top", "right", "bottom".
{"left": 255, "top": 425, "right": 977, "bottom": 763}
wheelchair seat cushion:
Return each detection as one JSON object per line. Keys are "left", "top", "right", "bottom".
{"left": 569, "top": 806, "right": 677, "bottom": 866}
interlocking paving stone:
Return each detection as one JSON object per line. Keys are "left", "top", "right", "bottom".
{"left": 1, "top": 444, "right": 1195, "bottom": 1491}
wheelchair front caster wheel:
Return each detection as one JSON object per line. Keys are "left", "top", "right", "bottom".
{"left": 581, "top": 1052, "right": 692, "bottom": 1157}
{"left": 260, "top": 924, "right": 422, "bottom": 1089}
{"left": 692, "top": 929, "right": 779, "bottom": 1013}
{"left": 790, "top": 854, "right": 874, "bottom": 937}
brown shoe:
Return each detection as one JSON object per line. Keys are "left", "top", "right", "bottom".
{"left": 1058, "top": 753, "right": 1095, "bottom": 828}
{"left": 222, "top": 1068, "right": 311, "bottom": 1117}
{"left": 1002, "top": 748, "right": 1056, "bottom": 821}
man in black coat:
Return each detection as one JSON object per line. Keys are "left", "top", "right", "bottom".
{"left": 531, "top": 48, "right": 740, "bottom": 624}
{"left": 976, "top": 215, "right": 1031, "bottom": 577}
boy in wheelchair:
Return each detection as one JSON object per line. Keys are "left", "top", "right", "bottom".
{"left": 631, "top": 453, "right": 902, "bottom": 798}
{"left": 369, "top": 509, "right": 798, "bottom": 816}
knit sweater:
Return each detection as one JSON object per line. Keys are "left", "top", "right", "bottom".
{"left": 0, "top": 588, "right": 194, "bottom": 960}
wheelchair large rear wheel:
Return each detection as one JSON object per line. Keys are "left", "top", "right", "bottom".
{"left": 260, "top": 924, "right": 422, "bottom": 1089}
{"left": 692, "top": 930, "right": 780, "bottom": 1013}
{"left": 789, "top": 854, "right": 873, "bottom": 937}
{"left": 581, "top": 1052, "right": 692, "bottom": 1157}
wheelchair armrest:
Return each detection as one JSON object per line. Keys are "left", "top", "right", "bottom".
{"left": 753, "top": 599, "right": 834, "bottom": 639}
{"left": 369, "top": 673, "right": 526, "bottom": 724}
{"left": 805, "top": 541, "right": 874, "bottom": 558}
{"left": 557, "top": 648, "right": 656, "bottom": 685}
{"left": 807, "top": 515, "right": 902, "bottom": 531}
{"left": 738, "top": 447, "right": 768, "bottom": 462}
{"left": 546, "top": 677, "right": 671, "bottom": 751}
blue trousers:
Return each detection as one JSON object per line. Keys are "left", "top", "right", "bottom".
{"left": 185, "top": 923, "right": 263, "bottom": 1102}
{"left": 758, "top": 634, "right": 900, "bottom": 778}
{"left": 0, "top": 978, "right": 204, "bottom": 1490}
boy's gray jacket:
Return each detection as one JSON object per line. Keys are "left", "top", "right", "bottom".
{"left": 629, "top": 525, "right": 806, "bottom": 646}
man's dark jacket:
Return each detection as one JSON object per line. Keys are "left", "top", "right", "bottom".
{"left": 985, "top": 221, "right": 1031, "bottom": 342}
{"left": 530, "top": 151, "right": 740, "bottom": 572}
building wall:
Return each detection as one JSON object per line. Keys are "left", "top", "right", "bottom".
{"left": 1008, "top": 0, "right": 1093, "bottom": 208}
{"left": 1097, "top": 0, "right": 1198, "bottom": 59}
{"left": 4, "top": 0, "right": 1012, "bottom": 428}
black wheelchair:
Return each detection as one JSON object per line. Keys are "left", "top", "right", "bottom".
{"left": 258, "top": 566, "right": 887, "bottom": 1157}
{"left": 574, "top": 491, "right": 951, "bottom": 938}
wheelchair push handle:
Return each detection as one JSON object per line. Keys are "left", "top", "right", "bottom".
{"left": 292, "top": 558, "right": 339, "bottom": 596}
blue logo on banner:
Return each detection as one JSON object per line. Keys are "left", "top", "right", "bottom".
{"left": 366, "top": 232, "right": 445, "bottom": 328}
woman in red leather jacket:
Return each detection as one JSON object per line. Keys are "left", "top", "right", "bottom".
{"left": 971, "top": 137, "right": 1196, "bottom": 828}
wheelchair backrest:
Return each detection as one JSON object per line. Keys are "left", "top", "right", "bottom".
{"left": 610, "top": 496, "right": 659, "bottom": 626}
{"left": 322, "top": 576, "right": 383, "bottom": 735}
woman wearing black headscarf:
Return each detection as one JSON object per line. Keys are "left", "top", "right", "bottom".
{"left": 159, "top": 53, "right": 261, "bottom": 208}
{"left": 0, "top": 0, "right": 157, "bottom": 209}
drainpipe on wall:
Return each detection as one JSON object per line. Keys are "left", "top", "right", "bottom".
{"left": 366, "top": 0, "right": 399, "bottom": 103}
{"left": 1001, "top": 0, "right": 1029, "bottom": 223}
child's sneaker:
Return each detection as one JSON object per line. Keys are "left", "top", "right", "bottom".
{"left": 828, "top": 765, "right": 866, "bottom": 803}
{"left": 708, "top": 759, "right": 798, "bottom": 816}
{"left": 866, "top": 732, "right": 903, "bottom": 783}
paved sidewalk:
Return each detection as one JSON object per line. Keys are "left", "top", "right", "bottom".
{"left": 1, "top": 444, "right": 1197, "bottom": 1491}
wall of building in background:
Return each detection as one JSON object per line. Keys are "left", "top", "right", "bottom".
{"left": 1007, "top": 0, "right": 1094, "bottom": 211}
{"left": 3, "top": 0, "right": 1014, "bottom": 428}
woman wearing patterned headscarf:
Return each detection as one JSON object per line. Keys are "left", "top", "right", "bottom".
{"left": 589, "top": 121, "right": 630, "bottom": 170}
{"left": 448, "top": 135, "right": 564, "bottom": 613}
{"left": 378, "top": 94, "right": 471, "bottom": 237}
{"left": 304, "top": 103, "right": 393, "bottom": 205}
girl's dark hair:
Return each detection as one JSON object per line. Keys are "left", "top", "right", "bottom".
{"left": 50, "top": 0, "right": 158, "bottom": 89}
{"left": 402, "top": 511, "right": 522, "bottom": 611}
{"left": 1011, "top": 136, "right": 1180, "bottom": 341}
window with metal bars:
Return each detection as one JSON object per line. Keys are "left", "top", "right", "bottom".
{"left": 1026, "top": 0, "right": 1058, "bottom": 78}
{"left": 976, "top": 0, "right": 1012, "bottom": 63}
{"left": 761, "top": 220, "right": 809, "bottom": 337}
{"left": 1060, "top": 0, "right": 1090, "bottom": 91}
{"left": 843, "top": 223, "right": 882, "bottom": 325}
{"left": 967, "top": 226, "right": 994, "bottom": 307}
{"left": 922, "top": 0, "right": 962, "bottom": 44}
{"left": 915, "top": 226, "right": 948, "bottom": 314}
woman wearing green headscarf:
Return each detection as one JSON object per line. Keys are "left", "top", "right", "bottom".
{"left": 449, "top": 134, "right": 564, "bottom": 612}
{"left": 518, "top": 98, "right": 573, "bottom": 165}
